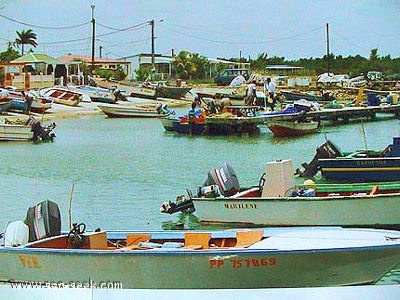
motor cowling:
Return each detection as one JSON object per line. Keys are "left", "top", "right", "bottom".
{"left": 204, "top": 162, "right": 240, "bottom": 196}
{"left": 24, "top": 200, "right": 61, "bottom": 242}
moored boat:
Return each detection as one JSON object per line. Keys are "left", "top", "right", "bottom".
{"left": 39, "top": 87, "right": 83, "bottom": 107}
{"left": 0, "top": 89, "right": 53, "bottom": 114}
{"left": 0, "top": 123, "right": 33, "bottom": 141}
{"left": 205, "top": 106, "right": 265, "bottom": 135}
{"left": 265, "top": 119, "right": 319, "bottom": 137}
{"left": 161, "top": 159, "right": 400, "bottom": 228}
{"left": 297, "top": 137, "right": 400, "bottom": 181}
{"left": 281, "top": 90, "right": 331, "bottom": 102}
{"left": 2, "top": 200, "right": 400, "bottom": 289}
{"left": 0, "top": 116, "right": 56, "bottom": 142}
{"left": 98, "top": 103, "right": 171, "bottom": 118}
{"left": 67, "top": 84, "right": 116, "bottom": 103}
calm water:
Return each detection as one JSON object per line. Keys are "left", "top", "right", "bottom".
{"left": 0, "top": 108, "right": 399, "bottom": 284}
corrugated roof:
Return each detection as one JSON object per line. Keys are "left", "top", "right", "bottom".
{"left": 12, "top": 53, "right": 62, "bottom": 64}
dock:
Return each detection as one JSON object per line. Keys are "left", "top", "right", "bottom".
{"left": 263, "top": 104, "right": 400, "bottom": 124}
{"left": 201, "top": 103, "right": 400, "bottom": 134}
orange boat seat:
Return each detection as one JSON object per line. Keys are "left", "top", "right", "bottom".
{"left": 183, "top": 232, "right": 211, "bottom": 250}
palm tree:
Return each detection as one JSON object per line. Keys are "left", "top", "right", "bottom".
{"left": 15, "top": 29, "right": 38, "bottom": 55}
{"left": 173, "top": 51, "right": 197, "bottom": 79}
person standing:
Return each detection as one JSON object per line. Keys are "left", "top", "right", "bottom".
{"left": 188, "top": 101, "right": 197, "bottom": 136}
{"left": 264, "top": 77, "right": 277, "bottom": 111}
{"left": 244, "top": 80, "right": 257, "bottom": 106}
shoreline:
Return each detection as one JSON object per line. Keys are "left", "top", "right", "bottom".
{"left": 0, "top": 101, "right": 102, "bottom": 123}
{"left": 0, "top": 97, "right": 193, "bottom": 123}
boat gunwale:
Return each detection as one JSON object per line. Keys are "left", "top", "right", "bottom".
{"left": 2, "top": 226, "right": 399, "bottom": 253}
{"left": 191, "top": 191, "right": 400, "bottom": 202}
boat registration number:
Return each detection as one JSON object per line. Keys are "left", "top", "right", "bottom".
{"left": 210, "top": 257, "right": 276, "bottom": 269}
{"left": 19, "top": 255, "right": 41, "bottom": 269}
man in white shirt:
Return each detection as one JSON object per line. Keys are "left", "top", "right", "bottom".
{"left": 264, "top": 77, "right": 277, "bottom": 110}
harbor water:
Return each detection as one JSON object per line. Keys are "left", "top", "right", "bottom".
{"left": 0, "top": 108, "right": 399, "bottom": 285}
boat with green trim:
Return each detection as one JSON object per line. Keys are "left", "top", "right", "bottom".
{"left": 161, "top": 159, "right": 400, "bottom": 228}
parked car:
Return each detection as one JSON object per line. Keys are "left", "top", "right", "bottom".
{"left": 214, "top": 68, "right": 251, "bottom": 86}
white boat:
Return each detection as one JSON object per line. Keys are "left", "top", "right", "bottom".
{"left": 162, "top": 159, "right": 400, "bottom": 228}
{"left": 1, "top": 200, "right": 400, "bottom": 289}
{"left": 66, "top": 84, "right": 116, "bottom": 103}
{"left": 0, "top": 123, "right": 33, "bottom": 141}
{"left": 39, "top": 87, "right": 83, "bottom": 106}
{"left": 98, "top": 103, "right": 166, "bottom": 118}
{"left": 0, "top": 117, "right": 56, "bottom": 142}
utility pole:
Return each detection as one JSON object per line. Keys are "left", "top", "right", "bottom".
{"left": 150, "top": 20, "right": 155, "bottom": 71}
{"left": 326, "top": 23, "right": 330, "bottom": 73}
{"left": 99, "top": 46, "right": 102, "bottom": 58}
{"left": 91, "top": 5, "right": 95, "bottom": 75}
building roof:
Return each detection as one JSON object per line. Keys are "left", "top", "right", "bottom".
{"left": 12, "top": 53, "right": 62, "bottom": 64}
{"left": 58, "top": 54, "right": 129, "bottom": 64}
{"left": 266, "top": 65, "right": 303, "bottom": 70}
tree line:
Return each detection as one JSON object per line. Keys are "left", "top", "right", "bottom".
{"left": 163, "top": 49, "right": 400, "bottom": 81}
{"left": 1, "top": 28, "right": 399, "bottom": 81}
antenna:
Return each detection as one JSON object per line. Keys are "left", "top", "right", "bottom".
{"left": 68, "top": 183, "right": 75, "bottom": 229}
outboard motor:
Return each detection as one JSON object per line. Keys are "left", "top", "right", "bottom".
{"left": 295, "top": 140, "right": 343, "bottom": 177}
{"left": 27, "top": 116, "right": 56, "bottom": 142}
{"left": 204, "top": 162, "right": 240, "bottom": 196}
{"left": 24, "top": 200, "right": 61, "bottom": 242}
{"left": 383, "top": 137, "right": 400, "bottom": 157}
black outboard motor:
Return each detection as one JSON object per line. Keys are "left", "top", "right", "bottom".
{"left": 27, "top": 116, "right": 56, "bottom": 142}
{"left": 24, "top": 200, "right": 61, "bottom": 242}
{"left": 295, "top": 140, "right": 343, "bottom": 177}
{"left": 204, "top": 162, "right": 240, "bottom": 196}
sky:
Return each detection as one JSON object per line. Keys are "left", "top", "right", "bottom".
{"left": 0, "top": 0, "right": 399, "bottom": 61}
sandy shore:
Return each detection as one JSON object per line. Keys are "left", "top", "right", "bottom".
{"left": 0, "top": 96, "right": 194, "bottom": 123}
{"left": 0, "top": 101, "right": 102, "bottom": 123}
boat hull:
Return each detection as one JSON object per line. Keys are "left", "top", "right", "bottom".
{"left": 319, "top": 157, "right": 400, "bottom": 182}
{"left": 265, "top": 120, "right": 319, "bottom": 137}
{"left": 160, "top": 116, "right": 176, "bottom": 131}
{"left": 0, "top": 228, "right": 399, "bottom": 289}
{"left": 191, "top": 193, "right": 400, "bottom": 228}
{"left": 40, "top": 88, "right": 82, "bottom": 107}
{"left": 172, "top": 120, "right": 206, "bottom": 134}
{"left": 98, "top": 104, "right": 162, "bottom": 118}
{"left": 281, "top": 90, "right": 324, "bottom": 102}
{"left": 0, "top": 124, "right": 33, "bottom": 141}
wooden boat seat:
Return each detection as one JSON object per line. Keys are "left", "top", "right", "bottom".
{"left": 182, "top": 232, "right": 211, "bottom": 250}
{"left": 84, "top": 231, "right": 108, "bottom": 250}
{"left": 119, "top": 233, "right": 151, "bottom": 250}
{"left": 234, "top": 230, "right": 264, "bottom": 248}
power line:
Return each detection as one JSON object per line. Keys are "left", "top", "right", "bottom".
{"left": 97, "top": 21, "right": 149, "bottom": 32}
{"left": 162, "top": 23, "right": 324, "bottom": 45}
{"left": 0, "top": 14, "right": 90, "bottom": 29}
